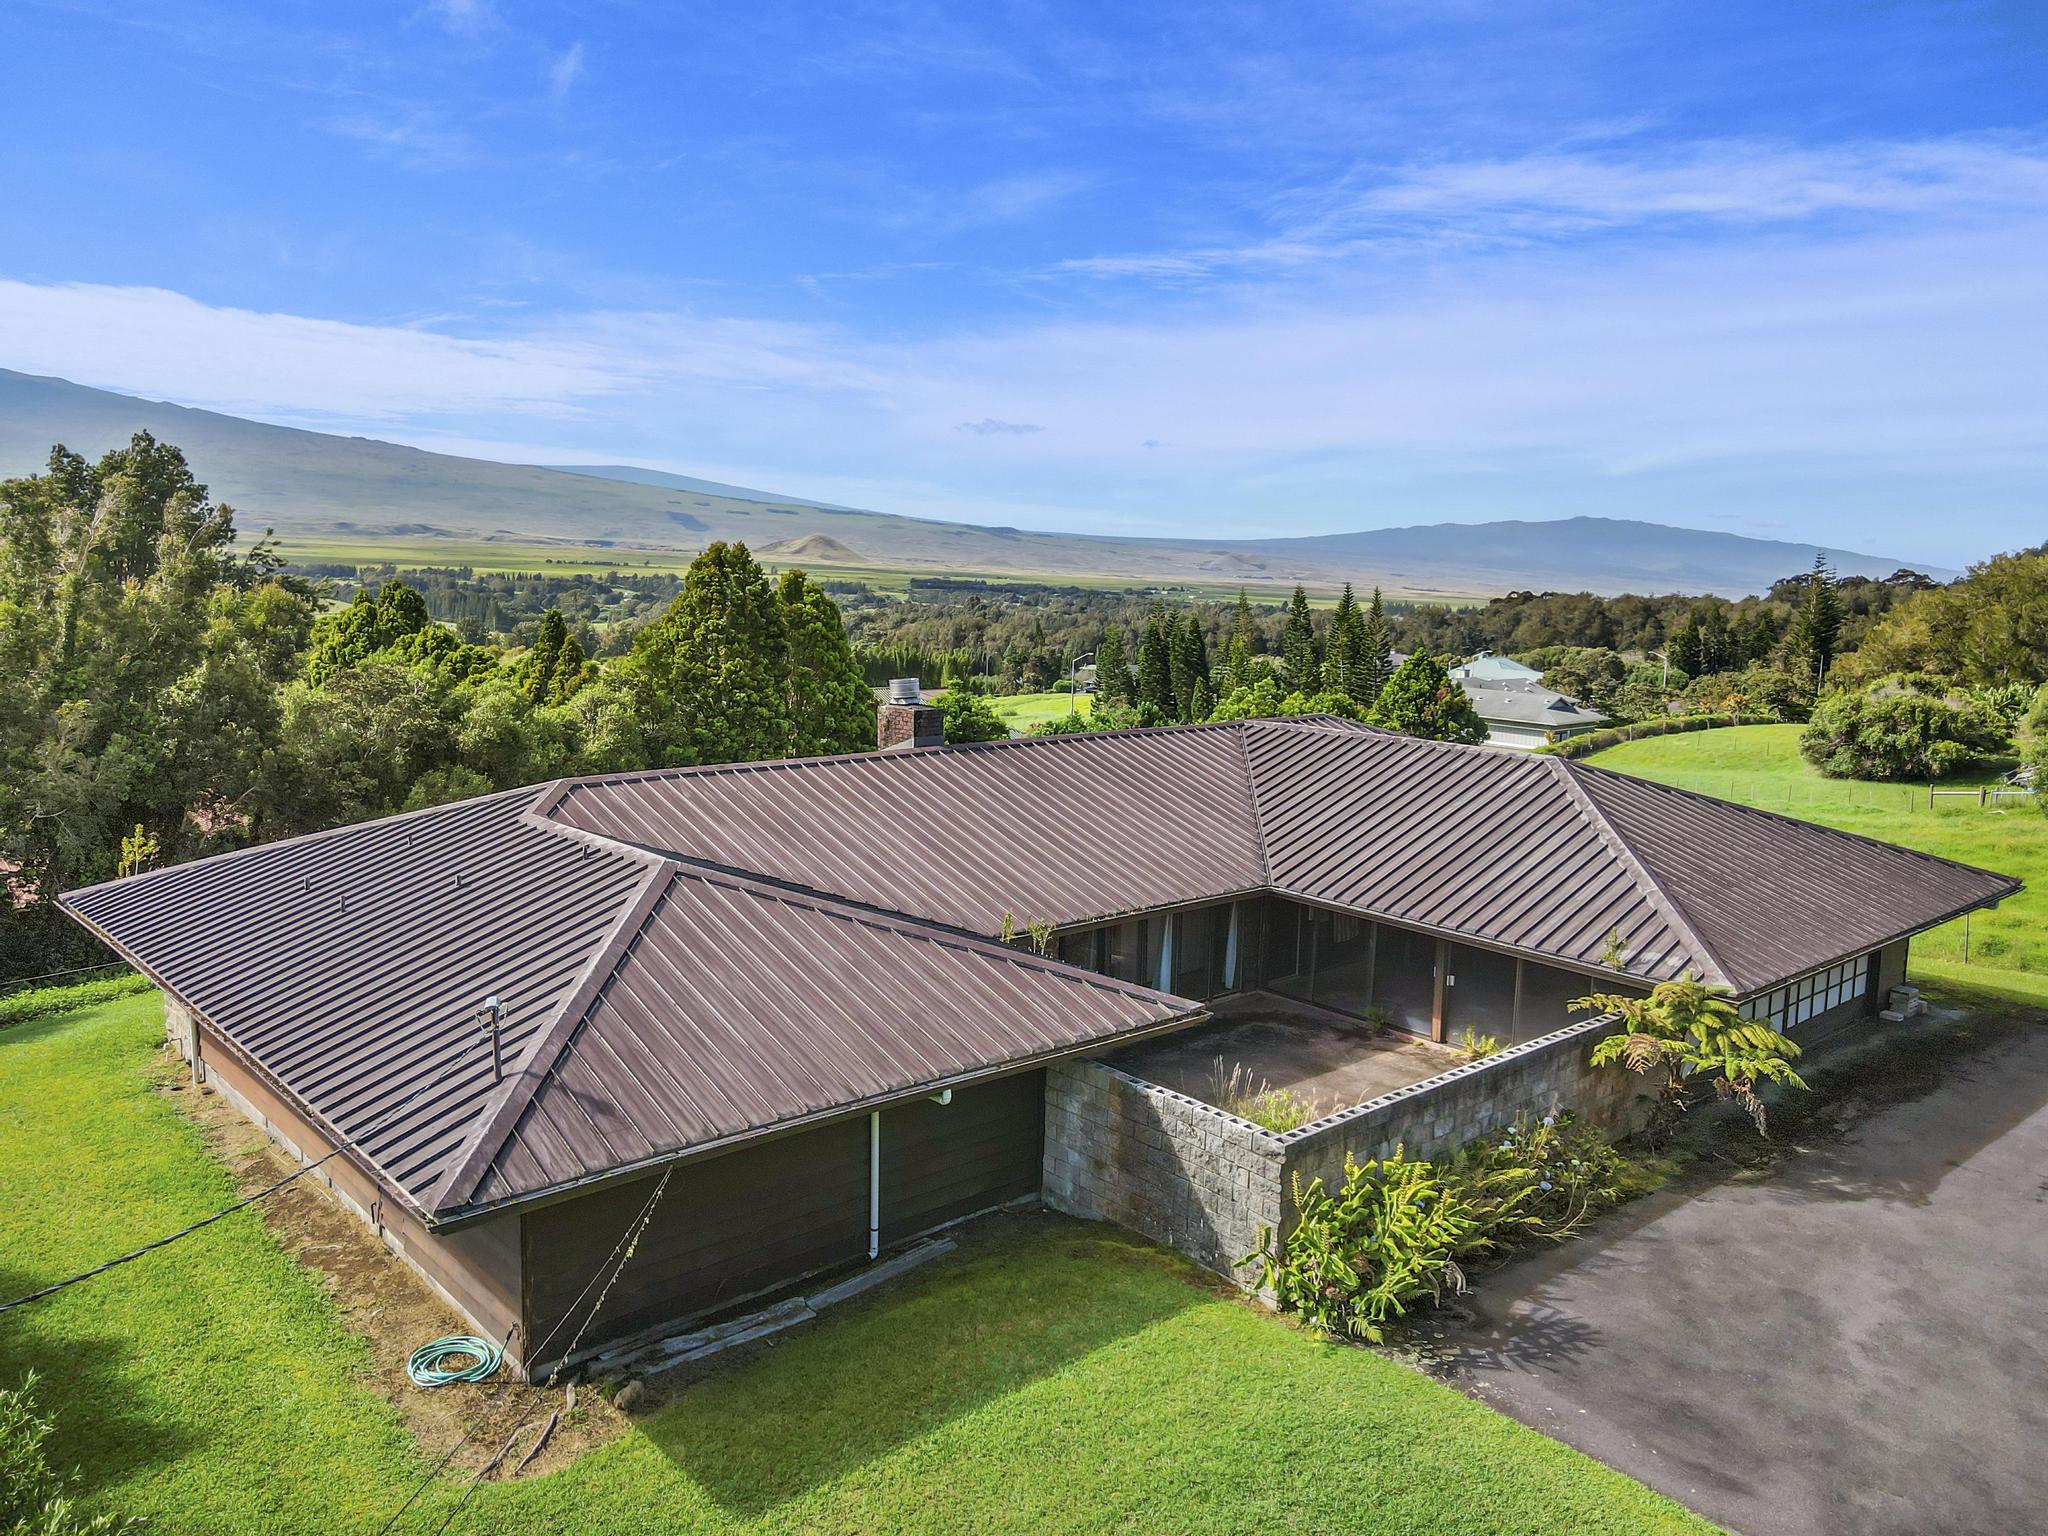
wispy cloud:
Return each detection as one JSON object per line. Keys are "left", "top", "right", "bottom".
{"left": 425, "top": 0, "right": 496, "bottom": 39}
{"left": 548, "top": 41, "right": 586, "bottom": 102}
{"left": 956, "top": 417, "right": 1044, "bottom": 435}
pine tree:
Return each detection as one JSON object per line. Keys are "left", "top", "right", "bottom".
{"left": 1367, "top": 650, "right": 1488, "bottom": 744}
{"left": 1136, "top": 605, "right": 1174, "bottom": 714}
{"left": 521, "top": 608, "right": 569, "bottom": 702}
{"left": 618, "top": 541, "right": 791, "bottom": 767}
{"left": 1094, "top": 625, "right": 1134, "bottom": 704}
{"left": 1325, "top": 584, "right": 1362, "bottom": 700}
{"left": 1170, "top": 614, "right": 1211, "bottom": 722}
{"left": 1221, "top": 591, "right": 1258, "bottom": 694}
{"left": 776, "top": 569, "right": 875, "bottom": 757}
{"left": 1283, "top": 585, "right": 1320, "bottom": 694}
{"left": 1359, "top": 586, "right": 1394, "bottom": 700}
{"left": 1788, "top": 552, "right": 1844, "bottom": 686}
{"left": 1670, "top": 617, "right": 1705, "bottom": 678}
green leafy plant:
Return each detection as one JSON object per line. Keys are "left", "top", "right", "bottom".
{"left": 0, "top": 1372, "right": 139, "bottom": 1534}
{"left": 1449, "top": 1110, "right": 1627, "bottom": 1243}
{"left": 1454, "top": 1028, "right": 1501, "bottom": 1062}
{"left": 1248, "top": 1151, "right": 1484, "bottom": 1342}
{"left": 1575, "top": 973, "right": 1806, "bottom": 1136}
{"left": 1209, "top": 1059, "right": 1322, "bottom": 1133}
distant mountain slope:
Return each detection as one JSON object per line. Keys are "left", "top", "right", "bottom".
{"left": 542, "top": 463, "right": 864, "bottom": 512}
{"left": 0, "top": 369, "right": 1946, "bottom": 595}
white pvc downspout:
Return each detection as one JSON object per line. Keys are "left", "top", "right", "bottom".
{"left": 868, "top": 1111, "right": 881, "bottom": 1260}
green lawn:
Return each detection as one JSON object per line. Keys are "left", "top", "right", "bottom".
{"left": 0, "top": 993, "right": 1714, "bottom": 1535}
{"left": 1586, "top": 724, "right": 2043, "bottom": 978}
{"left": 989, "top": 690, "right": 1093, "bottom": 733}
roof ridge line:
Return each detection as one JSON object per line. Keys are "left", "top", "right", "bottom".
{"left": 1544, "top": 755, "right": 1735, "bottom": 990}
{"left": 1238, "top": 719, "right": 1279, "bottom": 885}
{"left": 428, "top": 856, "right": 678, "bottom": 1216}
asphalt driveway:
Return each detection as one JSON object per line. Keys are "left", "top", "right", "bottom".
{"left": 1424, "top": 1003, "right": 2048, "bottom": 1536}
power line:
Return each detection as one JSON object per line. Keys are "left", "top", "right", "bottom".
{"left": 0, "top": 960, "right": 132, "bottom": 993}
{"left": 0, "top": 1035, "right": 484, "bottom": 1316}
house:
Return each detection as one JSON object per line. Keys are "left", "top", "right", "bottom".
{"left": 60, "top": 705, "right": 2018, "bottom": 1378}
{"left": 1449, "top": 651, "right": 1610, "bottom": 749}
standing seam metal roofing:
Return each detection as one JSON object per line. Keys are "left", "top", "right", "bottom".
{"left": 61, "top": 714, "right": 2018, "bottom": 1223}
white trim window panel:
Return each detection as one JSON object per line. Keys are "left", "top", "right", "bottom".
{"left": 1743, "top": 955, "right": 1869, "bottom": 1033}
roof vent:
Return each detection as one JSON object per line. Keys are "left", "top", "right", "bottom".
{"left": 887, "top": 677, "right": 922, "bottom": 705}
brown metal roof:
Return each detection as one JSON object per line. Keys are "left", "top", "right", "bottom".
{"left": 62, "top": 790, "right": 653, "bottom": 1210}
{"left": 539, "top": 721, "right": 1275, "bottom": 932}
{"left": 440, "top": 866, "right": 1199, "bottom": 1214}
{"left": 61, "top": 714, "right": 2019, "bottom": 1222}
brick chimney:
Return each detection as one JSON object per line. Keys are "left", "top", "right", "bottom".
{"left": 877, "top": 677, "right": 943, "bottom": 751}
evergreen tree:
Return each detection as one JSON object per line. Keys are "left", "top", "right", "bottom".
{"left": 1136, "top": 605, "right": 1174, "bottom": 714}
{"left": 518, "top": 608, "right": 591, "bottom": 704}
{"left": 1221, "top": 591, "right": 1258, "bottom": 694}
{"left": 1359, "top": 586, "right": 1394, "bottom": 699}
{"left": 1367, "top": 650, "right": 1488, "bottom": 744}
{"left": 776, "top": 569, "right": 875, "bottom": 757}
{"left": 1669, "top": 617, "right": 1705, "bottom": 678}
{"left": 1094, "top": 625, "right": 1134, "bottom": 704}
{"left": 1787, "top": 552, "right": 1844, "bottom": 686}
{"left": 1282, "top": 585, "right": 1320, "bottom": 693}
{"left": 1324, "top": 584, "right": 1363, "bottom": 700}
{"left": 613, "top": 541, "right": 791, "bottom": 767}
{"left": 1169, "top": 614, "right": 1211, "bottom": 722}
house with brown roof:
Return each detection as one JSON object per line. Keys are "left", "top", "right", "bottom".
{"left": 60, "top": 703, "right": 2018, "bottom": 1378}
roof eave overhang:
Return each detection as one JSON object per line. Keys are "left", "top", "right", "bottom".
{"left": 429, "top": 1002, "right": 1210, "bottom": 1230}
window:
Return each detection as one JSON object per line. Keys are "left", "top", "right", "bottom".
{"left": 1743, "top": 955, "right": 1870, "bottom": 1033}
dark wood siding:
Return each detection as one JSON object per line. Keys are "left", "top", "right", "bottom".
{"left": 520, "top": 1070, "right": 1050, "bottom": 1369}
{"left": 522, "top": 1118, "right": 869, "bottom": 1367}
{"left": 879, "top": 1071, "right": 1044, "bottom": 1245}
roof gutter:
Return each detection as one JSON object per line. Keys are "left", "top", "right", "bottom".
{"left": 429, "top": 1001, "right": 1210, "bottom": 1231}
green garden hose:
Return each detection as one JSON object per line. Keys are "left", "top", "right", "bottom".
{"left": 406, "top": 1334, "right": 502, "bottom": 1388}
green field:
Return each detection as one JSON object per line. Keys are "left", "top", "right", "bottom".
{"left": 272, "top": 533, "right": 1389, "bottom": 605}
{"left": 989, "top": 691, "right": 1094, "bottom": 733}
{"left": 0, "top": 992, "right": 1711, "bottom": 1536}
{"left": 1586, "top": 724, "right": 2042, "bottom": 979}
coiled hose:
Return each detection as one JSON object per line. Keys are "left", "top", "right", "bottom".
{"left": 407, "top": 1334, "right": 503, "bottom": 1388}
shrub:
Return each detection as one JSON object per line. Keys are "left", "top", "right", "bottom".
{"left": 933, "top": 688, "right": 1010, "bottom": 744}
{"left": 1799, "top": 680, "right": 2010, "bottom": 781}
{"left": 0, "top": 1372, "right": 137, "bottom": 1535}
{"left": 1249, "top": 1112, "right": 1631, "bottom": 1341}
{"left": 1539, "top": 713, "right": 1738, "bottom": 759}
{"left": 0, "top": 973, "right": 152, "bottom": 1033}
{"left": 1454, "top": 1028, "right": 1501, "bottom": 1062}
{"left": 1249, "top": 1151, "right": 1486, "bottom": 1341}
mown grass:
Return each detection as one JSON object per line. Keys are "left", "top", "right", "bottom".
{"left": 988, "top": 690, "right": 1094, "bottom": 733}
{"left": 0, "top": 993, "right": 1715, "bottom": 1536}
{"left": 1587, "top": 724, "right": 2042, "bottom": 977}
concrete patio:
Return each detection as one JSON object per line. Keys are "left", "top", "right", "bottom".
{"left": 1110, "top": 991, "right": 1462, "bottom": 1120}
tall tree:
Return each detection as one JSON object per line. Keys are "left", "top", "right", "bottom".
{"left": 1283, "top": 585, "right": 1320, "bottom": 694}
{"left": 1136, "top": 605, "right": 1174, "bottom": 715}
{"left": 1367, "top": 650, "right": 1488, "bottom": 744}
{"left": 776, "top": 568, "right": 875, "bottom": 757}
{"left": 605, "top": 542, "right": 791, "bottom": 768}
{"left": 1094, "top": 625, "right": 1134, "bottom": 705}
{"left": 1169, "top": 613, "right": 1211, "bottom": 722}
{"left": 1324, "top": 584, "right": 1363, "bottom": 701}
{"left": 1358, "top": 587, "right": 1394, "bottom": 700}
{"left": 1787, "top": 552, "right": 1844, "bottom": 687}
{"left": 1220, "top": 591, "right": 1259, "bottom": 694}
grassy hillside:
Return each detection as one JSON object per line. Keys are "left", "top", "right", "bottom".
{"left": 1586, "top": 725, "right": 2041, "bottom": 978}
{"left": 0, "top": 991, "right": 1714, "bottom": 1536}
{"left": 989, "top": 691, "right": 1094, "bottom": 733}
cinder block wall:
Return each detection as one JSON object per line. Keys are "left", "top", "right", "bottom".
{"left": 1277, "top": 1017, "right": 1651, "bottom": 1204}
{"left": 1042, "top": 1060, "right": 1285, "bottom": 1280}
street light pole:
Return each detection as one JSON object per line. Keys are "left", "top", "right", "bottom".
{"left": 1069, "top": 651, "right": 1096, "bottom": 719}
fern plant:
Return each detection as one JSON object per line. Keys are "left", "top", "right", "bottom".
{"left": 1574, "top": 973, "right": 1806, "bottom": 1135}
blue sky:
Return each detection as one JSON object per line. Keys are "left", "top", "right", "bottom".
{"left": 3, "top": 1, "right": 2045, "bottom": 565}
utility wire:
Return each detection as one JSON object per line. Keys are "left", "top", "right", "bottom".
{"left": 0, "top": 1034, "right": 484, "bottom": 1317}
{"left": 371, "top": 1165, "right": 677, "bottom": 1536}
{"left": 0, "top": 959, "right": 132, "bottom": 993}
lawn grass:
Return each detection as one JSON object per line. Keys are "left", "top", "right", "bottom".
{"left": 1585, "top": 724, "right": 2043, "bottom": 979}
{"left": 0, "top": 993, "right": 1715, "bottom": 1536}
{"left": 988, "top": 690, "right": 1093, "bottom": 733}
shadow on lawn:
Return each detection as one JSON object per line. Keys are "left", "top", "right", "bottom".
{"left": 638, "top": 1215, "right": 1208, "bottom": 1519}
{"left": 0, "top": 1267, "right": 196, "bottom": 1494}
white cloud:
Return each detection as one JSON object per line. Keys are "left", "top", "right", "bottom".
{"left": 548, "top": 42, "right": 586, "bottom": 102}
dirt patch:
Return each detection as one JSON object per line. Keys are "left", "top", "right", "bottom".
{"left": 156, "top": 1051, "right": 627, "bottom": 1480}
